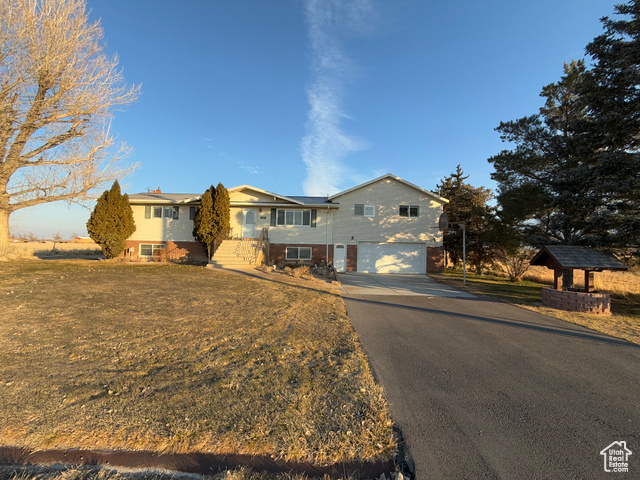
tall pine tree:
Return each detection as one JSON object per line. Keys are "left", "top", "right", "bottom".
{"left": 436, "top": 165, "right": 494, "bottom": 272}
{"left": 489, "top": 2, "right": 640, "bottom": 260}
{"left": 86, "top": 180, "right": 136, "bottom": 258}
{"left": 581, "top": 0, "right": 640, "bottom": 256}
{"left": 489, "top": 60, "right": 595, "bottom": 247}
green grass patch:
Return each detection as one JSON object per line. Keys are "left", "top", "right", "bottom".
{"left": 0, "top": 261, "right": 395, "bottom": 464}
{"left": 430, "top": 269, "right": 640, "bottom": 346}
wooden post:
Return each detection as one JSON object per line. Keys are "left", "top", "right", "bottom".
{"left": 554, "top": 269, "right": 563, "bottom": 290}
{"left": 585, "top": 270, "right": 595, "bottom": 293}
{"left": 562, "top": 269, "right": 574, "bottom": 290}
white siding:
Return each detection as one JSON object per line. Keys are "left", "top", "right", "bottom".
{"left": 331, "top": 177, "right": 444, "bottom": 246}
{"left": 129, "top": 204, "right": 196, "bottom": 242}
{"left": 231, "top": 206, "right": 333, "bottom": 244}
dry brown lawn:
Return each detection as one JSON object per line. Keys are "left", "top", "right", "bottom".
{"left": 0, "top": 464, "right": 320, "bottom": 480}
{"left": 0, "top": 260, "right": 395, "bottom": 464}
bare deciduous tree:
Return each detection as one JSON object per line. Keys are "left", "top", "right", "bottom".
{"left": 500, "top": 248, "right": 533, "bottom": 282}
{"left": 0, "top": 0, "right": 139, "bottom": 252}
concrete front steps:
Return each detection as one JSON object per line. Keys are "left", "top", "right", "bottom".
{"left": 209, "top": 239, "right": 258, "bottom": 268}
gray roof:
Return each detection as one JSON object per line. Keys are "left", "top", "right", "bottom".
{"left": 530, "top": 245, "right": 628, "bottom": 271}
{"left": 128, "top": 193, "right": 201, "bottom": 204}
{"left": 286, "top": 196, "right": 336, "bottom": 205}
{"left": 128, "top": 192, "right": 337, "bottom": 207}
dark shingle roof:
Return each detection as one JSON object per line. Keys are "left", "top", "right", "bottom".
{"left": 286, "top": 196, "right": 336, "bottom": 205}
{"left": 530, "top": 245, "right": 628, "bottom": 270}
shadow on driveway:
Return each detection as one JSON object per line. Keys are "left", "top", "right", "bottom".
{"left": 345, "top": 295, "right": 638, "bottom": 348}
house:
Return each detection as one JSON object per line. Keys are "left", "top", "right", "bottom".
{"left": 124, "top": 173, "right": 448, "bottom": 274}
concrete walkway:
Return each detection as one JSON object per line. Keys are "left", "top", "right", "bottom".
{"left": 338, "top": 272, "right": 475, "bottom": 298}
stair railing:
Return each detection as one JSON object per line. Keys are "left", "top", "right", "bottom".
{"left": 253, "top": 228, "right": 269, "bottom": 265}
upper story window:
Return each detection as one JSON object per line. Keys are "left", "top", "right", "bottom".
{"left": 399, "top": 205, "right": 419, "bottom": 217}
{"left": 277, "top": 209, "right": 311, "bottom": 226}
{"left": 354, "top": 204, "right": 375, "bottom": 217}
{"left": 145, "top": 205, "right": 179, "bottom": 220}
{"left": 189, "top": 206, "right": 197, "bottom": 220}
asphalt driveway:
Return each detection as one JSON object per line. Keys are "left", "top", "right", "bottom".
{"left": 340, "top": 274, "right": 640, "bottom": 479}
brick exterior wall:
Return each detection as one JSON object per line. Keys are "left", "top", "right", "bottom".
{"left": 122, "top": 240, "right": 207, "bottom": 263}
{"left": 427, "top": 246, "right": 445, "bottom": 274}
{"left": 541, "top": 287, "right": 611, "bottom": 315}
{"left": 269, "top": 243, "right": 333, "bottom": 266}
{"left": 347, "top": 245, "right": 357, "bottom": 272}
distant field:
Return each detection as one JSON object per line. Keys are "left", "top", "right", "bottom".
{"left": 7, "top": 241, "right": 102, "bottom": 257}
{"left": 522, "top": 265, "right": 640, "bottom": 296}
{"left": 0, "top": 261, "right": 395, "bottom": 464}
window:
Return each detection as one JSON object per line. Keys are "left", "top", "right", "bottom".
{"left": 139, "top": 244, "right": 165, "bottom": 256}
{"left": 285, "top": 246, "right": 312, "bottom": 260}
{"left": 146, "top": 206, "right": 178, "bottom": 220}
{"left": 276, "top": 209, "right": 311, "bottom": 226}
{"left": 163, "top": 206, "right": 179, "bottom": 219}
{"left": 189, "top": 206, "right": 197, "bottom": 220}
{"left": 399, "top": 205, "right": 419, "bottom": 217}
{"left": 354, "top": 204, "right": 375, "bottom": 217}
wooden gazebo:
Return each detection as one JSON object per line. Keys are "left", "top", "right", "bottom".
{"left": 530, "top": 246, "right": 628, "bottom": 314}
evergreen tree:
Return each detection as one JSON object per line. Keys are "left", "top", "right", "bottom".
{"left": 212, "top": 183, "right": 231, "bottom": 241}
{"left": 436, "top": 166, "right": 494, "bottom": 272}
{"left": 192, "top": 185, "right": 216, "bottom": 260}
{"left": 86, "top": 180, "right": 136, "bottom": 258}
{"left": 581, "top": 0, "right": 640, "bottom": 256}
{"left": 489, "top": 1, "right": 640, "bottom": 260}
{"left": 489, "top": 61, "right": 595, "bottom": 248}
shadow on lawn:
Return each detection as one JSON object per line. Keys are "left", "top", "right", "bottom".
{"left": 0, "top": 447, "right": 393, "bottom": 478}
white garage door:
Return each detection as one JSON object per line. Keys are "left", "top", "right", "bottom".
{"left": 357, "top": 242, "right": 426, "bottom": 274}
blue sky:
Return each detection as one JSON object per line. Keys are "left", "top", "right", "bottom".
{"left": 11, "top": 0, "right": 615, "bottom": 238}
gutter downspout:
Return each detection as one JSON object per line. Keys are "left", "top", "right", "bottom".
{"left": 325, "top": 206, "right": 329, "bottom": 263}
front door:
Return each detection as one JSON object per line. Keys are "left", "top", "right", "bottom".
{"left": 334, "top": 244, "right": 346, "bottom": 272}
{"left": 242, "top": 209, "right": 256, "bottom": 238}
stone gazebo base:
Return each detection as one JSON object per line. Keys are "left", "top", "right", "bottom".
{"left": 542, "top": 287, "right": 611, "bottom": 315}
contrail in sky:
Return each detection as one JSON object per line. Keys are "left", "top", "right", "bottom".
{"left": 301, "top": 0, "right": 373, "bottom": 196}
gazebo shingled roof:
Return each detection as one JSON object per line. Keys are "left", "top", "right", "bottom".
{"left": 531, "top": 245, "right": 628, "bottom": 293}
{"left": 530, "top": 245, "right": 628, "bottom": 271}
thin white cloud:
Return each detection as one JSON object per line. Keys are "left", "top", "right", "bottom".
{"left": 301, "top": 0, "right": 375, "bottom": 196}
{"left": 238, "top": 161, "right": 263, "bottom": 175}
